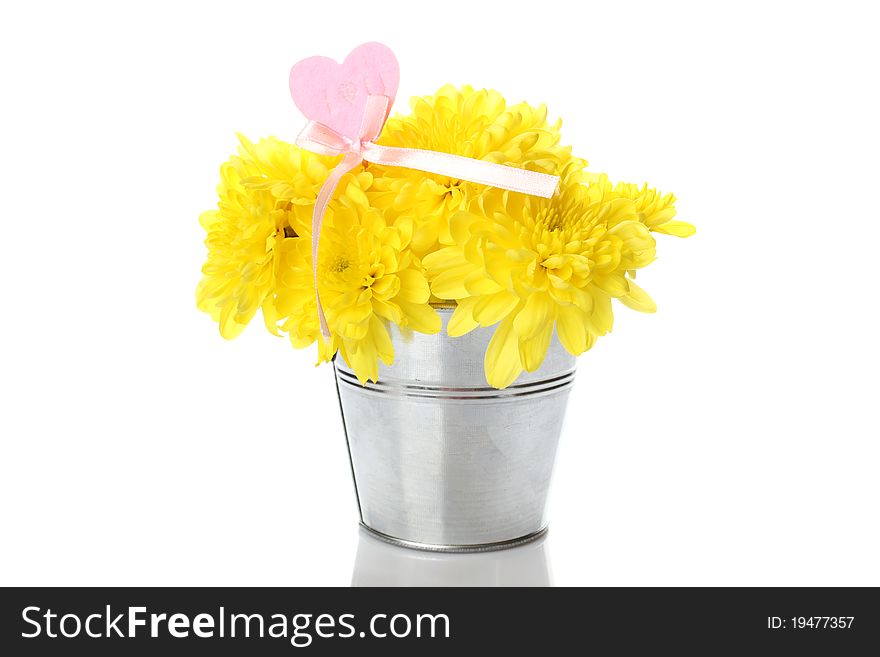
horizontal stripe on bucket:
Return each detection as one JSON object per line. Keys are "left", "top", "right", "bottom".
{"left": 359, "top": 522, "right": 550, "bottom": 553}
{"left": 333, "top": 367, "right": 575, "bottom": 400}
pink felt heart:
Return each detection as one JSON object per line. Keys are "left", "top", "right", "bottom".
{"left": 289, "top": 42, "right": 400, "bottom": 142}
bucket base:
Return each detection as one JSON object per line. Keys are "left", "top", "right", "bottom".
{"left": 358, "top": 523, "right": 549, "bottom": 553}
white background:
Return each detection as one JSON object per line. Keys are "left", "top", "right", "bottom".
{"left": 1, "top": 0, "right": 877, "bottom": 586}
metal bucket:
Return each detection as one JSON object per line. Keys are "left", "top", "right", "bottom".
{"left": 333, "top": 307, "right": 576, "bottom": 552}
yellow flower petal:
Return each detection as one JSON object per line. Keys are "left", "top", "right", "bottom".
{"left": 512, "top": 292, "right": 554, "bottom": 339}
{"left": 398, "top": 301, "right": 441, "bottom": 334}
{"left": 587, "top": 289, "right": 614, "bottom": 336}
{"left": 472, "top": 291, "right": 520, "bottom": 326}
{"left": 450, "top": 211, "right": 481, "bottom": 245}
{"left": 518, "top": 320, "right": 553, "bottom": 372}
{"left": 370, "top": 298, "right": 404, "bottom": 324}
{"left": 593, "top": 273, "right": 629, "bottom": 298}
{"left": 619, "top": 279, "right": 657, "bottom": 313}
{"left": 219, "top": 302, "right": 247, "bottom": 339}
{"left": 484, "top": 315, "right": 523, "bottom": 389}
{"left": 447, "top": 298, "right": 480, "bottom": 337}
{"left": 422, "top": 246, "right": 466, "bottom": 276}
{"left": 370, "top": 315, "right": 395, "bottom": 366}
{"left": 317, "top": 334, "right": 337, "bottom": 363}
{"left": 261, "top": 298, "right": 281, "bottom": 336}
{"left": 369, "top": 275, "right": 398, "bottom": 300}
{"left": 653, "top": 220, "right": 696, "bottom": 237}
{"left": 556, "top": 304, "right": 589, "bottom": 356}
{"left": 431, "top": 264, "right": 477, "bottom": 299}
{"left": 396, "top": 269, "right": 431, "bottom": 304}
{"left": 343, "top": 339, "right": 379, "bottom": 384}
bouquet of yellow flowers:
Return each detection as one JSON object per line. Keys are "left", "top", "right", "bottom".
{"left": 197, "top": 49, "right": 693, "bottom": 389}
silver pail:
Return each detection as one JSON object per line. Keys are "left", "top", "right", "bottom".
{"left": 333, "top": 307, "right": 576, "bottom": 552}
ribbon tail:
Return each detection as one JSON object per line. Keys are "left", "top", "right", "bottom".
{"left": 311, "top": 151, "right": 362, "bottom": 338}
{"left": 362, "top": 143, "right": 560, "bottom": 198}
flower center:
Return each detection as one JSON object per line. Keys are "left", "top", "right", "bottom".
{"left": 329, "top": 255, "right": 351, "bottom": 273}
{"left": 444, "top": 180, "right": 462, "bottom": 199}
{"left": 361, "top": 263, "right": 385, "bottom": 289}
{"left": 544, "top": 212, "right": 564, "bottom": 233}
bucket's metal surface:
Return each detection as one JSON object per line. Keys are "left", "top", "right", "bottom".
{"left": 333, "top": 308, "right": 576, "bottom": 552}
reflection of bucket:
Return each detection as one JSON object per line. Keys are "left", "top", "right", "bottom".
{"left": 351, "top": 527, "right": 552, "bottom": 586}
{"left": 334, "top": 308, "right": 575, "bottom": 552}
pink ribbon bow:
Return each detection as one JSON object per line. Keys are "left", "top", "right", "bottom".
{"left": 296, "top": 94, "right": 560, "bottom": 338}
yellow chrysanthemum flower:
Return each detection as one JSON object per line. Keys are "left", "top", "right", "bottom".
{"left": 582, "top": 172, "right": 696, "bottom": 238}
{"left": 613, "top": 181, "right": 695, "bottom": 237}
{"left": 196, "top": 146, "right": 286, "bottom": 339}
{"left": 235, "top": 134, "right": 373, "bottom": 238}
{"left": 370, "top": 84, "right": 584, "bottom": 255}
{"left": 276, "top": 180, "right": 441, "bottom": 383}
{"left": 423, "top": 165, "right": 661, "bottom": 388}
{"left": 199, "top": 95, "right": 692, "bottom": 388}
{"left": 197, "top": 134, "right": 370, "bottom": 340}
{"left": 273, "top": 176, "right": 373, "bottom": 352}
